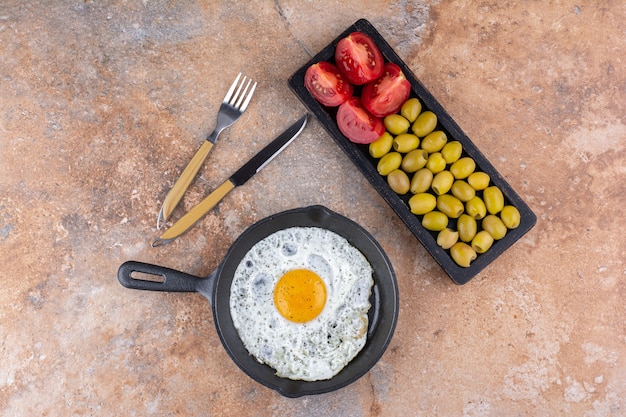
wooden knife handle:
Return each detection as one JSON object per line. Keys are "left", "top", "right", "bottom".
{"left": 153, "top": 180, "right": 235, "bottom": 247}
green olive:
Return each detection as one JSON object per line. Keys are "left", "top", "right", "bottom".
{"left": 500, "top": 205, "right": 521, "bottom": 229}
{"left": 408, "top": 192, "right": 437, "bottom": 215}
{"left": 467, "top": 171, "right": 490, "bottom": 190}
{"left": 431, "top": 170, "right": 454, "bottom": 195}
{"left": 384, "top": 114, "right": 410, "bottom": 135}
{"left": 450, "top": 242, "right": 477, "bottom": 267}
{"left": 412, "top": 111, "right": 437, "bottom": 137}
{"left": 471, "top": 230, "right": 494, "bottom": 254}
{"left": 421, "top": 211, "right": 449, "bottom": 231}
{"left": 450, "top": 180, "right": 475, "bottom": 202}
{"left": 465, "top": 196, "right": 487, "bottom": 220}
{"left": 401, "top": 149, "right": 429, "bottom": 173}
{"left": 387, "top": 169, "right": 410, "bottom": 195}
{"left": 457, "top": 214, "right": 477, "bottom": 242}
{"left": 436, "top": 194, "right": 464, "bottom": 218}
{"left": 481, "top": 215, "right": 507, "bottom": 240}
{"left": 377, "top": 152, "right": 402, "bottom": 176}
{"left": 483, "top": 186, "right": 505, "bottom": 214}
{"left": 441, "top": 141, "right": 463, "bottom": 164}
{"left": 410, "top": 168, "right": 433, "bottom": 194}
{"left": 369, "top": 132, "right": 394, "bottom": 158}
{"left": 392, "top": 133, "right": 420, "bottom": 153}
{"left": 420, "top": 131, "right": 448, "bottom": 153}
{"left": 437, "top": 228, "right": 459, "bottom": 250}
{"left": 449, "top": 157, "right": 476, "bottom": 179}
{"left": 401, "top": 98, "right": 422, "bottom": 122}
{"left": 426, "top": 152, "right": 446, "bottom": 174}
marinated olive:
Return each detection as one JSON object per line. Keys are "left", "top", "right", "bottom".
{"left": 471, "top": 230, "right": 494, "bottom": 254}
{"left": 421, "top": 211, "right": 449, "bottom": 231}
{"left": 410, "top": 168, "right": 433, "bottom": 194}
{"left": 377, "top": 152, "right": 402, "bottom": 176}
{"left": 457, "top": 214, "right": 477, "bottom": 242}
{"left": 401, "top": 149, "right": 429, "bottom": 173}
{"left": 426, "top": 152, "right": 446, "bottom": 174}
{"left": 500, "top": 205, "right": 521, "bottom": 229}
{"left": 387, "top": 169, "right": 410, "bottom": 195}
{"left": 408, "top": 192, "right": 437, "bottom": 215}
{"left": 483, "top": 186, "right": 505, "bottom": 214}
{"left": 368, "top": 94, "right": 519, "bottom": 264}
{"left": 450, "top": 180, "right": 475, "bottom": 202}
{"left": 421, "top": 131, "right": 447, "bottom": 153}
{"left": 449, "top": 157, "right": 476, "bottom": 179}
{"left": 450, "top": 242, "right": 477, "bottom": 267}
{"left": 436, "top": 194, "right": 464, "bottom": 218}
{"left": 401, "top": 98, "right": 422, "bottom": 122}
{"left": 437, "top": 228, "right": 459, "bottom": 250}
{"left": 441, "top": 141, "right": 463, "bottom": 164}
{"left": 481, "top": 215, "right": 507, "bottom": 240}
{"left": 467, "top": 171, "right": 490, "bottom": 190}
{"left": 431, "top": 170, "right": 454, "bottom": 195}
{"left": 392, "top": 133, "right": 420, "bottom": 153}
{"left": 384, "top": 114, "right": 410, "bottom": 135}
{"left": 369, "top": 132, "right": 394, "bottom": 158}
{"left": 412, "top": 111, "right": 437, "bottom": 137}
{"left": 465, "top": 196, "right": 487, "bottom": 220}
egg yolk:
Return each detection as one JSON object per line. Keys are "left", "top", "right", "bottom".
{"left": 273, "top": 269, "right": 327, "bottom": 323}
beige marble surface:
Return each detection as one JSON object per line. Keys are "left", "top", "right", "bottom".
{"left": 1, "top": 1, "right": 625, "bottom": 415}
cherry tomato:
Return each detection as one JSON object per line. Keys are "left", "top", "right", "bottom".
{"left": 336, "top": 97, "right": 385, "bottom": 144}
{"left": 334, "top": 32, "right": 384, "bottom": 85}
{"left": 304, "top": 61, "right": 353, "bottom": 107}
{"left": 361, "top": 63, "right": 411, "bottom": 117}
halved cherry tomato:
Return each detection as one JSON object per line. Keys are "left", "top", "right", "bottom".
{"left": 304, "top": 61, "right": 353, "bottom": 107}
{"left": 335, "top": 32, "right": 384, "bottom": 85}
{"left": 361, "top": 63, "right": 411, "bottom": 117}
{"left": 336, "top": 97, "right": 385, "bottom": 144}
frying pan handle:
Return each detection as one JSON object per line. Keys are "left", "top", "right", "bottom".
{"left": 117, "top": 260, "right": 203, "bottom": 292}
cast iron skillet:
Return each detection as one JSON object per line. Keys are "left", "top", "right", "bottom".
{"left": 117, "top": 205, "right": 399, "bottom": 398}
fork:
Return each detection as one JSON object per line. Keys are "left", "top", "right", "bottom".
{"left": 157, "top": 73, "right": 257, "bottom": 229}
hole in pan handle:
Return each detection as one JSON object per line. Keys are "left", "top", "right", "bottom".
{"left": 117, "top": 260, "right": 206, "bottom": 293}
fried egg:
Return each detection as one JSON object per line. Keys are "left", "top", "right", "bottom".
{"left": 229, "top": 226, "right": 374, "bottom": 381}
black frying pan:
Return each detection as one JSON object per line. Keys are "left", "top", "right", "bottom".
{"left": 117, "top": 205, "right": 398, "bottom": 397}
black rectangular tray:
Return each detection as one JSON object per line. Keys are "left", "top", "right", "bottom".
{"left": 288, "top": 19, "right": 536, "bottom": 285}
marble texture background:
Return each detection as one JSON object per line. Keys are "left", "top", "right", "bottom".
{"left": 1, "top": 1, "right": 624, "bottom": 416}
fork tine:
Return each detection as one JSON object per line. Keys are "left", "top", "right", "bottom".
{"left": 229, "top": 75, "right": 247, "bottom": 105}
{"left": 239, "top": 81, "right": 257, "bottom": 112}
{"left": 223, "top": 72, "right": 242, "bottom": 103}
{"left": 234, "top": 78, "right": 253, "bottom": 109}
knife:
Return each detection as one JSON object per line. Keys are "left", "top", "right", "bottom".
{"left": 152, "top": 114, "right": 308, "bottom": 247}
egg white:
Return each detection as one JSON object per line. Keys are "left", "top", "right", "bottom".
{"left": 229, "top": 226, "right": 374, "bottom": 381}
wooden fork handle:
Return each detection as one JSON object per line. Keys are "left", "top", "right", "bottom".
{"left": 157, "top": 140, "right": 214, "bottom": 228}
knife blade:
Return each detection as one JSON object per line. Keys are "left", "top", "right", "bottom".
{"left": 152, "top": 114, "right": 308, "bottom": 247}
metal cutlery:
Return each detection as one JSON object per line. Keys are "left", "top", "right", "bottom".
{"left": 157, "top": 73, "right": 257, "bottom": 229}
{"left": 152, "top": 114, "right": 308, "bottom": 247}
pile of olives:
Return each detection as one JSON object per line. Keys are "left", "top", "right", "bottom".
{"left": 368, "top": 98, "right": 521, "bottom": 267}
